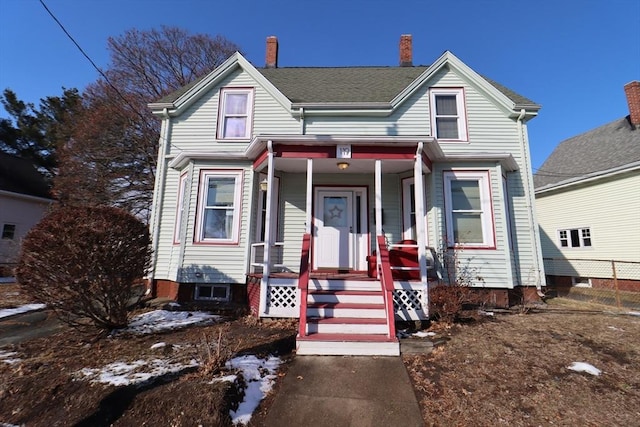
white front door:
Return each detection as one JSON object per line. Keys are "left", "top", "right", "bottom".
{"left": 314, "top": 190, "right": 355, "bottom": 270}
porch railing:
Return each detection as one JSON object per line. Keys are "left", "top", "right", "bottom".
{"left": 297, "top": 233, "right": 312, "bottom": 338}
{"left": 249, "top": 241, "right": 285, "bottom": 274}
{"left": 377, "top": 236, "right": 397, "bottom": 339}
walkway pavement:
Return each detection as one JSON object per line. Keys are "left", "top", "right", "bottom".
{"left": 262, "top": 355, "right": 424, "bottom": 427}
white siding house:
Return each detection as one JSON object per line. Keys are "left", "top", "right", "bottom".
{"left": 0, "top": 153, "right": 54, "bottom": 272}
{"left": 148, "top": 36, "right": 544, "bottom": 355}
{"left": 534, "top": 81, "right": 640, "bottom": 291}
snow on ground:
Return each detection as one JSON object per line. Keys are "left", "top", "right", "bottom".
{"left": 628, "top": 311, "right": 640, "bottom": 317}
{"left": 0, "top": 350, "right": 21, "bottom": 364}
{"left": 225, "top": 355, "right": 282, "bottom": 426}
{"left": 567, "top": 362, "right": 601, "bottom": 376}
{"left": 113, "top": 309, "right": 221, "bottom": 335}
{"left": 0, "top": 303, "right": 46, "bottom": 319}
{"left": 77, "top": 358, "right": 199, "bottom": 386}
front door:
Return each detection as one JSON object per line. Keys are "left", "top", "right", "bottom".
{"left": 314, "top": 190, "right": 355, "bottom": 270}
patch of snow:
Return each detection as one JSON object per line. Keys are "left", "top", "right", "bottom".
{"left": 150, "top": 342, "right": 166, "bottom": 350}
{"left": 567, "top": 362, "right": 601, "bottom": 376}
{"left": 0, "top": 277, "right": 16, "bottom": 284}
{"left": 226, "top": 355, "right": 282, "bottom": 426}
{"left": 168, "top": 302, "right": 181, "bottom": 307}
{"left": 0, "top": 303, "right": 46, "bottom": 319}
{"left": 78, "top": 358, "right": 198, "bottom": 386}
{"left": 113, "top": 310, "right": 220, "bottom": 335}
{"left": 210, "top": 374, "right": 238, "bottom": 384}
{"left": 478, "top": 310, "right": 494, "bottom": 316}
{"left": 413, "top": 331, "right": 436, "bottom": 338}
{"left": 0, "top": 350, "right": 21, "bottom": 364}
{"left": 628, "top": 311, "right": 640, "bottom": 317}
{"left": 608, "top": 326, "right": 624, "bottom": 332}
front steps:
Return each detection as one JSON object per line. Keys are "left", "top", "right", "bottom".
{"left": 296, "top": 280, "right": 399, "bottom": 356}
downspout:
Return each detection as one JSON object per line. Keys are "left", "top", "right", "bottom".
{"left": 516, "top": 108, "right": 545, "bottom": 295}
{"left": 148, "top": 108, "right": 171, "bottom": 291}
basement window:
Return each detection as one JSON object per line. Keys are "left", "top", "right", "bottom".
{"left": 195, "top": 284, "right": 230, "bottom": 301}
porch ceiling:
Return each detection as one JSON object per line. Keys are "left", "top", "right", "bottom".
{"left": 273, "top": 157, "right": 417, "bottom": 174}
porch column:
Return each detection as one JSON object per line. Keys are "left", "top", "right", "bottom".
{"left": 305, "top": 159, "right": 313, "bottom": 234}
{"left": 259, "top": 141, "right": 275, "bottom": 316}
{"left": 414, "top": 142, "right": 429, "bottom": 288}
{"left": 375, "top": 160, "right": 383, "bottom": 277}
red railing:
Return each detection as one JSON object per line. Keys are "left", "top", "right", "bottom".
{"left": 297, "top": 233, "right": 312, "bottom": 338}
{"left": 376, "top": 236, "right": 397, "bottom": 339}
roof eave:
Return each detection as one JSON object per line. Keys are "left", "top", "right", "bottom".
{"left": 535, "top": 161, "right": 640, "bottom": 194}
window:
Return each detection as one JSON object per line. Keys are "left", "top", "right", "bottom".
{"left": 558, "top": 228, "right": 592, "bottom": 248}
{"left": 402, "top": 177, "right": 428, "bottom": 242}
{"left": 195, "top": 170, "right": 243, "bottom": 243}
{"left": 195, "top": 284, "right": 230, "bottom": 301}
{"left": 173, "top": 173, "right": 189, "bottom": 244}
{"left": 444, "top": 171, "right": 494, "bottom": 247}
{"left": 217, "top": 88, "right": 254, "bottom": 140}
{"left": 2, "top": 224, "right": 16, "bottom": 240}
{"left": 429, "top": 88, "right": 467, "bottom": 141}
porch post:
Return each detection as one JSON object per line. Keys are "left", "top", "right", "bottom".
{"left": 375, "top": 160, "right": 383, "bottom": 277}
{"left": 414, "top": 143, "right": 429, "bottom": 288}
{"left": 259, "top": 141, "right": 275, "bottom": 316}
{"left": 305, "top": 159, "right": 313, "bottom": 234}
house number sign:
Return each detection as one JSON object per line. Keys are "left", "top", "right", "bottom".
{"left": 337, "top": 144, "right": 352, "bottom": 159}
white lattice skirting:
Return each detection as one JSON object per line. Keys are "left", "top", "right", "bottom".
{"left": 264, "top": 284, "right": 428, "bottom": 320}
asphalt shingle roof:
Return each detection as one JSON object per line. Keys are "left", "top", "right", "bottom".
{"left": 533, "top": 116, "right": 640, "bottom": 189}
{"left": 154, "top": 63, "right": 538, "bottom": 109}
{"left": 0, "top": 152, "right": 51, "bottom": 199}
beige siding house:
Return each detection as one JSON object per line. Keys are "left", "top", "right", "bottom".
{"left": 534, "top": 81, "right": 640, "bottom": 290}
{"left": 148, "top": 36, "right": 544, "bottom": 355}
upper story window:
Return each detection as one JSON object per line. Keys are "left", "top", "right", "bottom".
{"left": 429, "top": 88, "right": 468, "bottom": 141}
{"left": 217, "top": 88, "right": 254, "bottom": 140}
{"left": 444, "top": 171, "right": 495, "bottom": 248}
{"left": 195, "top": 170, "right": 243, "bottom": 244}
{"left": 558, "top": 228, "right": 592, "bottom": 248}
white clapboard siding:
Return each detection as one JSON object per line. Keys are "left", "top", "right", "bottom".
{"left": 536, "top": 171, "right": 640, "bottom": 270}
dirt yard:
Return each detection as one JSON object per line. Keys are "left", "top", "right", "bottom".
{"left": 1, "top": 283, "right": 639, "bottom": 426}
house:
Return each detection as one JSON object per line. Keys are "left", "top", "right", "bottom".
{"left": 0, "top": 153, "right": 54, "bottom": 273}
{"left": 147, "top": 35, "right": 544, "bottom": 355}
{"left": 534, "top": 81, "right": 640, "bottom": 292}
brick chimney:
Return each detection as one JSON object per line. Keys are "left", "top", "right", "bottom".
{"left": 265, "top": 36, "right": 278, "bottom": 68}
{"left": 399, "top": 34, "right": 412, "bottom": 67}
{"left": 624, "top": 81, "right": 640, "bottom": 126}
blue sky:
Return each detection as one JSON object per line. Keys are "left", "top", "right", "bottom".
{"left": 0, "top": 0, "right": 638, "bottom": 169}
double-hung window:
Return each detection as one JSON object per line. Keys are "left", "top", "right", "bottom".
{"left": 402, "top": 177, "right": 427, "bottom": 242}
{"left": 195, "top": 170, "right": 243, "bottom": 244}
{"left": 444, "top": 171, "right": 494, "bottom": 247}
{"left": 558, "top": 228, "right": 592, "bottom": 248}
{"left": 173, "top": 172, "right": 190, "bottom": 244}
{"left": 1, "top": 224, "right": 16, "bottom": 240}
{"left": 429, "top": 88, "right": 467, "bottom": 141}
{"left": 217, "top": 88, "right": 254, "bottom": 140}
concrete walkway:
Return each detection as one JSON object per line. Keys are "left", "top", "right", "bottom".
{"left": 263, "top": 355, "right": 424, "bottom": 427}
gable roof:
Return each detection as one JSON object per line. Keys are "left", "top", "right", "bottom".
{"left": 0, "top": 152, "right": 52, "bottom": 199}
{"left": 534, "top": 116, "right": 640, "bottom": 190}
{"left": 150, "top": 51, "right": 539, "bottom": 115}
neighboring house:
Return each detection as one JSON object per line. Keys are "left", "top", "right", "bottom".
{"left": 0, "top": 153, "right": 54, "bottom": 271}
{"left": 534, "top": 81, "right": 640, "bottom": 291}
{"left": 148, "top": 35, "right": 544, "bottom": 355}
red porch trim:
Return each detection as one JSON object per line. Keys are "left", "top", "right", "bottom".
{"left": 351, "top": 145, "right": 415, "bottom": 159}
{"left": 297, "top": 233, "right": 312, "bottom": 338}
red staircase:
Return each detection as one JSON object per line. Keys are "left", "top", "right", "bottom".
{"left": 296, "top": 234, "right": 400, "bottom": 356}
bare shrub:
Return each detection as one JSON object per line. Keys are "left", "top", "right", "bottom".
{"left": 199, "top": 327, "right": 238, "bottom": 377}
{"left": 430, "top": 244, "right": 484, "bottom": 323}
{"left": 15, "top": 206, "right": 152, "bottom": 331}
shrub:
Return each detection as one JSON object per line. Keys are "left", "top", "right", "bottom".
{"left": 16, "top": 206, "right": 152, "bottom": 331}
